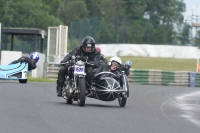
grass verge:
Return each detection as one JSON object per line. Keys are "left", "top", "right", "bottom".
{"left": 107, "top": 56, "right": 197, "bottom": 72}
{"left": 28, "top": 76, "right": 56, "bottom": 82}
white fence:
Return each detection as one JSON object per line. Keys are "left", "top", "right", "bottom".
{"left": 47, "top": 25, "right": 68, "bottom": 63}
{"left": 96, "top": 44, "right": 200, "bottom": 59}
{"left": 96, "top": 44, "right": 200, "bottom": 72}
{"left": 1, "top": 51, "right": 22, "bottom": 65}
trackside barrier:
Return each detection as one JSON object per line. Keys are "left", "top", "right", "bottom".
{"left": 195, "top": 73, "right": 200, "bottom": 87}
{"left": 128, "top": 69, "right": 200, "bottom": 87}
{"left": 46, "top": 63, "right": 59, "bottom": 80}
{"left": 45, "top": 64, "right": 199, "bottom": 87}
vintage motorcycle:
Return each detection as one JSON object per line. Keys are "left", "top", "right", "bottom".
{"left": 61, "top": 56, "right": 129, "bottom": 107}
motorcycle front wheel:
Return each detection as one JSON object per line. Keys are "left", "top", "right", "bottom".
{"left": 77, "top": 78, "right": 86, "bottom": 107}
{"left": 118, "top": 96, "right": 127, "bottom": 107}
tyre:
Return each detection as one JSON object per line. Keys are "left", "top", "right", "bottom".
{"left": 77, "top": 78, "right": 86, "bottom": 107}
{"left": 124, "top": 75, "right": 129, "bottom": 97}
{"left": 122, "top": 75, "right": 129, "bottom": 97}
{"left": 118, "top": 96, "right": 127, "bottom": 107}
{"left": 19, "top": 79, "right": 27, "bottom": 84}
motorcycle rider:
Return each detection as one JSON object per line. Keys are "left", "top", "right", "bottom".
{"left": 120, "top": 60, "right": 132, "bottom": 76}
{"left": 95, "top": 56, "right": 123, "bottom": 87}
{"left": 108, "top": 56, "right": 122, "bottom": 80}
{"left": 56, "top": 36, "right": 100, "bottom": 97}
{"left": 96, "top": 47, "right": 107, "bottom": 64}
{"left": 9, "top": 52, "right": 40, "bottom": 70}
{"left": 95, "top": 56, "right": 122, "bottom": 78}
{"left": 94, "top": 46, "right": 108, "bottom": 74}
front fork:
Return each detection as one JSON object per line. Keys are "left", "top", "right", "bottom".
{"left": 121, "top": 71, "right": 128, "bottom": 98}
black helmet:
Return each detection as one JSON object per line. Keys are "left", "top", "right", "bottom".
{"left": 81, "top": 36, "right": 95, "bottom": 53}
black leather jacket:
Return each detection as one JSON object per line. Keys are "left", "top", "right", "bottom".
{"left": 61, "top": 45, "right": 101, "bottom": 68}
{"left": 120, "top": 65, "right": 130, "bottom": 76}
{"left": 10, "top": 56, "right": 37, "bottom": 70}
{"left": 110, "top": 69, "right": 122, "bottom": 80}
{"left": 100, "top": 54, "right": 108, "bottom": 64}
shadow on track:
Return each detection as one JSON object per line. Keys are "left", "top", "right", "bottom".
{"left": 56, "top": 101, "right": 122, "bottom": 108}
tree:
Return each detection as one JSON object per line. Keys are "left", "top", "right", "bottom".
{"left": 0, "top": 0, "right": 13, "bottom": 27}
{"left": 195, "top": 31, "right": 200, "bottom": 47}
{"left": 83, "top": 0, "right": 105, "bottom": 18}
{"left": 0, "top": 0, "right": 62, "bottom": 29}
{"left": 144, "top": 0, "right": 186, "bottom": 44}
{"left": 179, "top": 23, "right": 192, "bottom": 45}
{"left": 95, "top": 0, "right": 127, "bottom": 43}
{"left": 0, "top": 0, "right": 188, "bottom": 45}
{"left": 42, "top": 0, "right": 63, "bottom": 17}
{"left": 59, "top": 0, "right": 89, "bottom": 26}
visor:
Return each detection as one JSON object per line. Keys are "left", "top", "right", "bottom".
{"left": 86, "top": 43, "right": 92, "bottom": 47}
{"left": 111, "top": 61, "right": 120, "bottom": 68}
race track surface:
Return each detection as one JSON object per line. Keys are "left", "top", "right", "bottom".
{"left": 0, "top": 81, "right": 200, "bottom": 133}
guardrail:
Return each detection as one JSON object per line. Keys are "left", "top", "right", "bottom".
{"left": 128, "top": 69, "right": 191, "bottom": 86}
{"left": 45, "top": 63, "right": 199, "bottom": 87}
{"left": 46, "top": 63, "right": 59, "bottom": 80}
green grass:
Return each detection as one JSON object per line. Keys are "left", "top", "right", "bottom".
{"left": 107, "top": 56, "right": 197, "bottom": 72}
{"left": 28, "top": 76, "right": 56, "bottom": 82}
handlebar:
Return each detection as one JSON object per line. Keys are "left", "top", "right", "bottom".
{"left": 60, "top": 55, "right": 95, "bottom": 67}
{"left": 85, "top": 62, "right": 94, "bottom": 66}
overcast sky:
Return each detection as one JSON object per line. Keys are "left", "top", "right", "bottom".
{"left": 183, "top": 0, "right": 200, "bottom": 21}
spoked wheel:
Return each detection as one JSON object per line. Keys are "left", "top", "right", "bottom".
{"left": 19, "top": 79, "right": 27, "bottom": 84}
{"left": 118, "top": 95, "right": 127, "bottom": 107}
{"left": 77, "top": 78, "right": 86, "bottom": 107}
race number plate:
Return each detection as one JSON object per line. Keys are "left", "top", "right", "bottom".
{"left": 74, "top": 65, "right": 85, "bottom": 74}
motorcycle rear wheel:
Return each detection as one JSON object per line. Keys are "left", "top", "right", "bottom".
{"left": 77, "top": 78, "right": 86, "bottom": 107}
{"left": 118, "top": 96, "right": 127, "bottom": 107}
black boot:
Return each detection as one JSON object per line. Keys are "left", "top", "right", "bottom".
{"left": 56, "top": 80, "right": 63, "bottom": 97}
{"left": 57, "top": 86, "right": 63, "bottom": 97}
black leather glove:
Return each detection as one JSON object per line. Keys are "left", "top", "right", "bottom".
{"left": 85, "top": 61, "right": 95, "bottom": 67}
{"left": 19, "top": 57, "right": 26, "bottom": 63}
{"left": 75, "top": 55, "right": 82, "bottom": 60}
{"left": 82, "top": 56, "right": 88, "bottom": 62}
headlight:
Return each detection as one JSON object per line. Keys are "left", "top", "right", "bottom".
{"left": 76, "top": 61, "right": 84, "bottom": 65}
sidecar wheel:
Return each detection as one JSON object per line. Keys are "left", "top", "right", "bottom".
{"left": 19, "top": 79, "right": 27, "bottom": 84}
{"left": 77, "top": 78, "right": 86, "bottom": 107}
{"left": 118, "top": 96, "right": 127, "bottom": 107}
{"left": 123, "top": 75, "right": 129, "bottom": 97}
